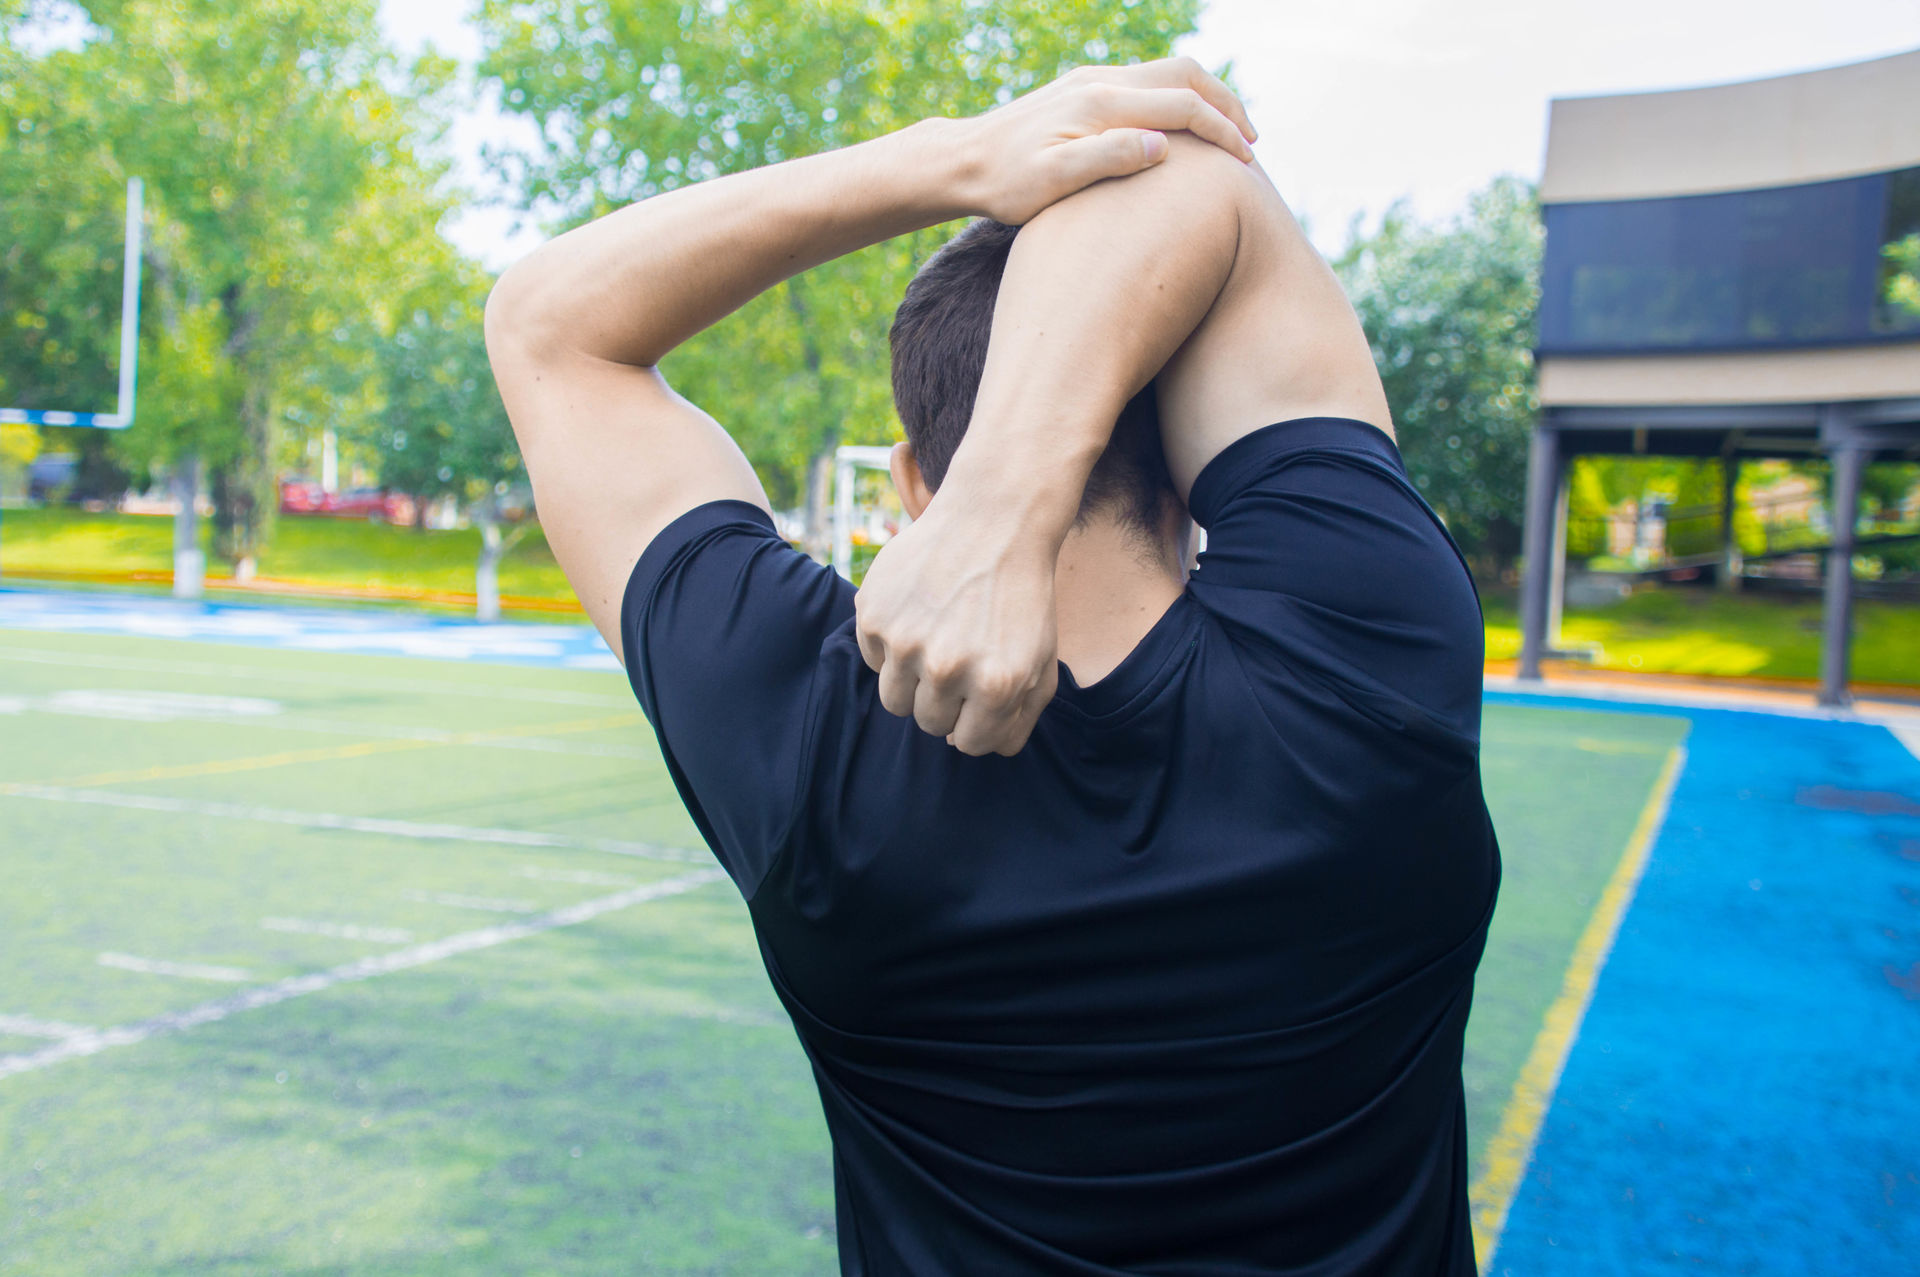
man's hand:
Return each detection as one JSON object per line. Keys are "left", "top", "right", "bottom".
{"left": 856, "top": 128, "right": 1270, "bottom": 758}
{"left": 950, "top": 58, "right": 1255, "bottom": 225}
{"left": 855, "top": 486, "right": 1063, "bottom": 757}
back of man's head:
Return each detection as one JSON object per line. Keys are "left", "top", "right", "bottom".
{"left": 889, "top": 219, "right": 1177, "bottom": 540}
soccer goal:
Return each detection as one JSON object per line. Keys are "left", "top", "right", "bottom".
{"left": 830, "top": 444, "right": 908, "bottom": 582}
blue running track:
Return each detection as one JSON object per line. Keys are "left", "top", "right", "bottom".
{"left": 1485, "top": 692, "right": 1920, "bottom": 1276}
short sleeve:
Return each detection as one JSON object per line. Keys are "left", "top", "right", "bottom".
{"left": 1185, "top": 418, "right": 1485, "bottom": 740}
{"left": 620, "top": 499, "right": 855, "bottom": 897}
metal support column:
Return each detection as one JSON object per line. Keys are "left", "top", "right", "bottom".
{"left": 1818, "top": 443, "right": 1865, "bottom": 707}
{"left": 1718, "top": 443, "right": 1743, "bottom": 593}
{"left": 1517, "top": 423, "right": 1562, "bottom": 681}
{"left": 1547, "top": 463, "right": 1570, "bottom": 648}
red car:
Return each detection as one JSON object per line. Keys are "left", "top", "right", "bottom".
{"left": 278, "top": 479, "right": 412, "bottom": 523}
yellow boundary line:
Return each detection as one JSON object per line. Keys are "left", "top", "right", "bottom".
{"left": 1468, "top": 740, "right": 1688, "bottom": 1270}
{"left": 34, "top": 713, "right": 646, "bottom": 790}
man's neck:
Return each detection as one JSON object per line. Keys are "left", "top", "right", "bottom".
{"left": 1052, "top": 519, "right": 1187, "bottom": 688}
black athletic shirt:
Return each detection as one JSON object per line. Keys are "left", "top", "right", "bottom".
{"left": 621, "top": 417, "right": 1501, "bottom": 1276}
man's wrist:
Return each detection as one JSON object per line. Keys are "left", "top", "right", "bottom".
{"left": 933, "top": 436, "right": 1099, "bottom": 552}
{"left": 885, "top": 116, "right": 983, "bottom": 223}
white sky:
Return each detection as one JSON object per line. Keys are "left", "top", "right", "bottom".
{"left": 381, "top": 0, "right": 1920, "bottom": 267}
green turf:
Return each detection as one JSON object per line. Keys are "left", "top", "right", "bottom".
{"left": 0, "top": 506, "right": 574, "bottom": 601}
{"left": 1, "top": 627, "right": 1685, "bottom": 1273}
{"left": 1481, "top": 586, "right": 1920, "bottom": 685}
{"left": 1464, "top": 705, "right": 1689, "bottom": 1170}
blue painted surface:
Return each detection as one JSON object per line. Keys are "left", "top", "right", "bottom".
{"left": 0, "top": 584, "right": 621, "bottom": 670}
{"left": 1483, "top": 692, "right": 1920, "bottom": 1276}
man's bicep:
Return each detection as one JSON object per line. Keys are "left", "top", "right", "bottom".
{"left": 1154, "top": 161, "right": 1393, "bottom": 499}
{"left": 488, "top": 340, "right": 770, "bottom": 655}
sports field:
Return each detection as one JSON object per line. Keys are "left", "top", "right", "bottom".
{"left": 1, "top": 592, "right": 1911, "bottom": 1274}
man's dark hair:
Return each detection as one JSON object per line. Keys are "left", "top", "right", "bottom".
{"left": 889, "top": 219, "right": 1178, "bottom": 540}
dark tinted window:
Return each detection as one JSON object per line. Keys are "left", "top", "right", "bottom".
{"left": 1540, "top": 166, "right": 1920, "bottom": 354}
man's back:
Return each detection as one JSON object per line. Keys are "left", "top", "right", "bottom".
{"left": 623, "top": 418, "right": 1499, "bottom": 1274}
{"left": 486, "top": 60, "right": 1501, "bottom": 1274}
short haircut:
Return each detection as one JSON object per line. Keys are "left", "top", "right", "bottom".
{"left": 888, "top": 219, "right": 1177, "bottom": 539}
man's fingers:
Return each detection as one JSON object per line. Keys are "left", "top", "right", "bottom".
{"left": 1053, "top": 128, "right": 1168, "bottom": 187}
{"left": 1087, "top": 85, "right": 1253, "bottom": 162}
{"left": 948, "top": 663, "right": 1057, "bottom": 758}
{"left": 947, "top": 696, "right": 1024, "bottom": 758}
{"left": 875, "top": 657, "right": 919, "bottom": 719}
{"left": 855, "top": 623, "right": 887, "bottom": 675}
{"left": 912, "top": 678, "right": 964, "bottom": 739}
{"left": 1076, "top": 58, "right": 1256, "bottom": 145}
{"left": 1181, "top": 64, "right": 1256, "bottom": 144}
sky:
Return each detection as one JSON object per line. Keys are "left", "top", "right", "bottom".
{"left": 381, "top": 0, "right": 1920, "bottom": 266}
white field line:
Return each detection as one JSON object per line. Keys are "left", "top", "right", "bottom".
{"left": 399, "top": 890, "right": 536, "bottom": 914}
{"left": 0, "top": 870, "right": 726, "bottom": 1082}
{"left": 260, "top": 918, "right": 414, "bottom": 944}
{"left": 0, "top": 645, "right": 631, "bottom": 708}
{"left": 254, "top": 714, "right": 657, "bottom": 761}
{"left": 1892, "top": 724, "right": 1920, "bottom": 763}
{"left": 514, "top": 866, "right": 638, "bottom": 888}
{"left": 0, "top": 783, "right": 705, "bottom": 863}
{"left": 0, "top": 1014, "right": 96, "bottom": 1040}
{"left": 99, "top": 952, "right": 253, "bottom": 982}
{"left": 11, "top": 699, "right": 656, "bottom": 762}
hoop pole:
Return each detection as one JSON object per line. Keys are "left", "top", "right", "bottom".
{"left": 116, "top": 177, "right": 144, "bottom": 426}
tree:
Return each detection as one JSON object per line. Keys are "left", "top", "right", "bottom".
{"left": 0, "top": 0, "right": 465, "bottom": 573}
{"left": 1337, "top": 178, "right": 1542, "bottom": 569}
{"left": 371, "top": 278, "right": 528, "bottom": 618}
{"left": 474, "top": 0, "right": 1203, "bottom": 552}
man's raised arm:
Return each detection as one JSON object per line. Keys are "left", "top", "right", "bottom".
{"left": 856, "top": 134, "right": 1391, "bottom": 754}
{"left": 483, "top": 61, "right": 1255, "bottom": 656}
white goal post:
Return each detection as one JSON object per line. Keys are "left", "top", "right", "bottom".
{"left": 1, "top": 178, "right": 143, "bottom": 431}
{"left": 830, "top": 444, "right": 907, "bottom": 581}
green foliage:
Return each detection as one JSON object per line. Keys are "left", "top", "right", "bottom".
{"left": 1337, "top": 178, "right": 1541, "bottom": 565}
{"left": 0, "top": 0, "right": 466, "bottom": 564}
{"left": 474, "top": 0, "right": 1203, "bottom": 533}
{"left": 1565, "top": 460, "right": 1610, "bottom": 560}
{"left": 1568, "top": 456, "right": 1771, "bottom": 564}
{"left": 1887, "top": 233, "right": 1920, "bottom": 318}
{"left": 372, "top": 280, "right": 520, "bottom": 511}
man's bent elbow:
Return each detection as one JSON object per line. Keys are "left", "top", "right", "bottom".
{"left": 484, "top": 261, "right": 540, "bottom": 362}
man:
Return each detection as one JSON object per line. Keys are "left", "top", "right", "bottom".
{"left": 487, "top": 57, "right": 1500, "bottom": 1276}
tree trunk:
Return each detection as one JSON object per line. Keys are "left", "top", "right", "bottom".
{"left": 214, "top": 297, "right": 275, "bottom": 573}
{"left": 803, "top": 446, "right": 836, "bottom": 562}
{"left": 475, "top": 503, "right": 503, "bottom": 622}
{"left": 171, "top": 451, "right": 205, "bottom": 599}
{"left": 785, "top": 279, "right": 840, "bottom": 561}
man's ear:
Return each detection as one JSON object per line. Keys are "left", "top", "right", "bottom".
{"left": 890, "top": 441, "right": 934, "bottom": 521}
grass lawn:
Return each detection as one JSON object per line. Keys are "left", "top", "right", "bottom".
{"left": 1480, "top": 586, "right": 1920, "bottom": 686}
{"left": 0, "top": 626, "right": 1686, "bottom": 1273}
{"left": 0, "top": 506, "right": 574, "bottom": 603}
{"left": 5, "top": 506, "right": 1918, "bottom": 685}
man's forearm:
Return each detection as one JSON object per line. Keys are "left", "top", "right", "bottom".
{"left": 488, "top": 120, "right": 972, "bottom": 368}
{"left": 934, "top": 134, "right": 1246, "bottom": 547}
